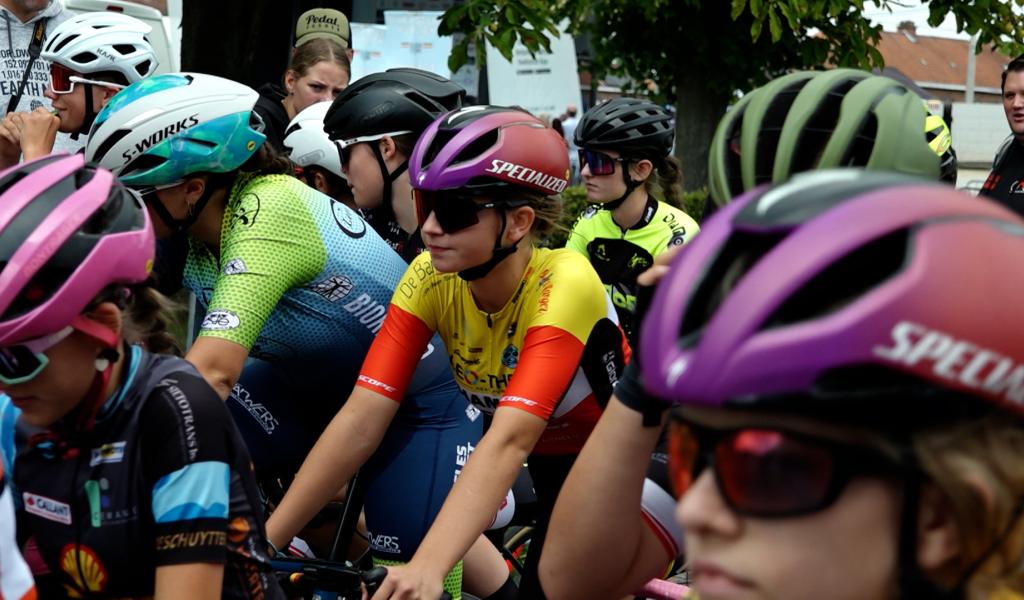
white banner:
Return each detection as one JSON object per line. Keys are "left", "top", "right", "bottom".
{"left": 485, "top": 21, "right": 583, "bottom": 118}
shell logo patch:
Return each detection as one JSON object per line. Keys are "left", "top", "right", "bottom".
{"left": 60, "top": 544, "right": 108, "bottom": 597}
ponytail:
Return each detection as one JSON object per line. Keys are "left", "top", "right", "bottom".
{"left": 120, "top": 284, "right": 183, "bottom": 356}
{"left": 643, "top": 155, "right": 684, "bottom": 206}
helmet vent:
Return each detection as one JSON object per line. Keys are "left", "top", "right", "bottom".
{"left": 790, "top": 79, "right": 858, "bottom": 173}
{"left": 680, "top": 230, "right": 787, "bottom": 344}
{"left": 134, "top": 60, "right": 152, "bottom": 77}
{"left": 72, "top": 51, "right": 98, "bottom": 64}
{"left": 89, "top": 128, "right": 133, "bottom": 166}
{"left": 113, "top": 44, "right": 136, "bottom": 56}
{"left": 0, "top": 266, "right": 73, "bottom": 321}
{"left": 52, "top": 36, "right": 76, "bottom": 53}
{"left": 840, "top": 113, "right": 878, "bottom": 167}
{"left": 121, "top": 153, "right": 167, "bottom": 178}
{"left": 763, "top": 228, "right": 909, "bottom": 329}
{"left": 754, "top": 82, "right": 806, "bottom": 184}
{"left": 451, "top": 129, "right": 499, "bottom": 166}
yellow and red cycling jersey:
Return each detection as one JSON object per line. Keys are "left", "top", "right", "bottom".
{"left": 358, "top": 247, "right": 628, "bottom": 455}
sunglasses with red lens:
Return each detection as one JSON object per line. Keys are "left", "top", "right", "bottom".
{"left": 579, "top": 148, "right": 628, "bottom": 176}
{"left": 413, "top": 189, "right": 504, "bottom": 234}
{"left": 49, "top": 63, "right": 74, "bottom": 94}
{"left": 667, "top": 418, "right": 909, "bottom": 518}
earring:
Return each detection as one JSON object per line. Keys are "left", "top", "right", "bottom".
{"left": 186, "top": 200, "right": 196, "bottom": 217}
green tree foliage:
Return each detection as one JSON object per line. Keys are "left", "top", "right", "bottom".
{"left": 440, "top": 0, "right": 1024, "bottom": 195}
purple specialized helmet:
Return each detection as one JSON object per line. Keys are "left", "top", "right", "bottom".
{"left": 0, "top": 154, "right": 154, "bottom": 345}
{"left": 409, "top": 106, "right": 569, "bottom": 195}
{"left": 640, "top": 169, "right": 1024, "bottom": 421}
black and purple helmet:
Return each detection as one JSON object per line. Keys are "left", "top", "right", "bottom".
{"left": 640, "top": 169, "right": 1024, "bottom": 421}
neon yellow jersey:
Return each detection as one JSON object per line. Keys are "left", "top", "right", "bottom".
{"left": 567, "top": 197, "right": 699, "bottom": 337}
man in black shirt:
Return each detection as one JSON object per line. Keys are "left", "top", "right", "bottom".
{"left": 981, "top": 54, "right": 1024, "bottom": 215}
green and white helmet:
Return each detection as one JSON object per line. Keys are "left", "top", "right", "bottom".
{"left": 708, "top": 69, "right": 944, "bottom": 205}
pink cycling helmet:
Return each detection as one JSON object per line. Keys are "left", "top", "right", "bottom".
{"left": 640, "top": 169, "right": 1024, "bottom": 422}
{"left": 0, "top": 154, "right": 154, "bottom": 345}
{"left": 409, "top": 106, "right": 569, "bottom": 195}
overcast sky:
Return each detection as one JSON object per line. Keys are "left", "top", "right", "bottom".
{"left": 863, "top": 1, "right": 970, "bottom": 39}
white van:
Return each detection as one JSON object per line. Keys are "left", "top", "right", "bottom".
{"left": 64, "top": 0, "right": 180, "bottom": 73}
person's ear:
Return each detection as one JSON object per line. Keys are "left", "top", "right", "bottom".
{"left": 99, "top": 85, "right": 119, "bottom": 105}
{"left": 313, "top": 170, "right": 329, "bottom": 194}
{"left": 284, "top": 69, "right": 298, "bottom": 94}
{"left": 916, "top": 483, "right": 963, "bottom": 576}
{"left": 379, "top": 135, "right": 398, "bottom": 160}
{"left": 182, "top": 177, "right": 207, "bottom": 212}
{"left": 505, "top": 205, "right": 536, "bottom": 244}
{"left": 630, "top": 159, "right": 654, "bottom": 181}
{"left": 83, "top": 301, "right": 123, "bottom": 340}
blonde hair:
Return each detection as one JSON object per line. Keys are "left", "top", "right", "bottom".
{"left": 286, "top": 37, "right": 350, "bottom": 82}
{"left": 912, "top": 414, "right": 1024, "bottom": 598}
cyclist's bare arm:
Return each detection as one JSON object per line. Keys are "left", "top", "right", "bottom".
{"left": 372, "top": 406, "right": 546, "bottom": 600}
{"left": 540, "top": 397, "right": 670, "bottom": 600}
{"left": 185, "top": 336, "right": 250, "bottom": 400}
{"left": 266, "top": 386, "right": 400, "bottom": 550}
{"left": 155, "top": 562, "right": 223, "bottom": 600}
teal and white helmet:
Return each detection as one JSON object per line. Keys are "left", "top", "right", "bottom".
{"left": 85, "top": 73, "right": 267, "bottom": 186}
{"left": 283, "top": 100, "right": 344, "bottom": 178}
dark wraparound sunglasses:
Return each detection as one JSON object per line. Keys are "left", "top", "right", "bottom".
{"left": 579, "top": 148, "right": 628, "bottom": 176}
{"left": 413, "top": 188, "right": 511, "bottom": 234}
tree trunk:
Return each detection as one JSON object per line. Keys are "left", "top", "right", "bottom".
{"left": 673, "top": 71, "right": 729, "bottom": 197}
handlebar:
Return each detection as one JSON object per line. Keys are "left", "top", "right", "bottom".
{"left": 272, "top": 559, "right": 451, "bottom": 599}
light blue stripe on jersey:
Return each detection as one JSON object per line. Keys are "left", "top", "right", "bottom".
{"left": 152, "top": 461, "right": 230, "bottom": 523}
{"left": 0, "top": 394, "right": 17, "bottom": 481}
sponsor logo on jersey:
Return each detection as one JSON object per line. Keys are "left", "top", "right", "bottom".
{"left": 581, "top": 205, "right": 599, "bottom": 219}
{"left": 367, "top": 531, "right": 401, "bottom": 554}
{"left": 24, "top": 492, "right": 71, "bottom": 524}
{"left": 331, "top": 200, "right": 367, "bottom": 238}
{"left": 1010, "top": 178, "right": 1024, "bottom": 195}
{"left": 465, "top": 404, "right": 482, "bottom": 421}
{"left": 872, "top": 320, "right": 1024, "bottom": 405}
{"left": 229, "top": 384, "right": 279, "bottom": 434}
{"left": 310, "top": 275, "right": 355, "bottom": 302}
{"left": 155, "top": 530, "right": 227, "bottom": 551}
{"left": 121, "top": 114, "right": 199, "bottom": 163}
{"left": 89, "top": 441, "right": 126, "bottom": 466}
{"left": 201, "top": 309, "right": 240, "bottom": 331}
{"left": 485, "top": 159, "right": 568, "bottom": 194}
{"left": 223, "top": 258, "right": 248, "bottom": 275}
{"left": 158, "top": 377, "right": 200, "bottom": 460}
{"left": 668, "top": 230, "right": 688, "bottom": 247}
{"left": 502, "top": 395, "right": 539, "bottom": 408}
{"left": 232, "top": 192, "right": 261, "bottom": 227}
{"left": 343, "top": 293, "right": 387, "bottom": 333}
{"left": 501, "top": 345, "right": 519, "bottom": 369}
{"left": 358, "top": 375, "right": 398, "bottom": 394}
{"left": 60, "top": 543, "right": 107, "bottom": 596}
{"left": 460, "top": 390, "right": 501, "bottom": 413}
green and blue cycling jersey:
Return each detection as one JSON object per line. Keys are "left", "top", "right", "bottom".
{"left": 182, "top": 173, "right": 479, "bottom": 591}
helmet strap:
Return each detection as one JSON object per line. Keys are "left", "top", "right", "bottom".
{"left": 145, "top": 182, "right": 216, "bottom": 235}
{"left": 71, "top": 83, "right": 99, "bottom": 141}
{"left": 600, "top": 162, "right": 642, "bottom": 212}
{"left": 371, "top": 143, "right": 408, "bottom": 224}
{"left": 458, "top": 209, "right": 522, "bottom": 281}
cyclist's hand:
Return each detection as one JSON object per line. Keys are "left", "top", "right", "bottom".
{"left": 369, "top": 563, "right": 443, "bottom": 600}
{"left": 18, "top": 107, "right": 60, "bottom": 161}
{"left": 0, "top": 114, "right": 23, "bottom": 167}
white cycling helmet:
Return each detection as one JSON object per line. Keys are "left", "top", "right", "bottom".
{"left": 41, "top": 11, "right": 158, "bottom": 84}
{"left": 86, "top": 72, "right": 266, "bottom": 188}
{"left": 283, "top": 100, "right": 345, "bottom": 178}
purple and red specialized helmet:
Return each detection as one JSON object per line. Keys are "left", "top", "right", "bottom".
{"left": 409, "top": 106, "right": 570, "bottom": 196}
{"left": 641, "top": 169, "right": 1024, "bottom": 421}
{"left": 0, "top": 154, "right": 154, "bottom": 346}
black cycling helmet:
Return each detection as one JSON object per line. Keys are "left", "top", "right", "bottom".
{"left": 323, "top": 68, "right": 466, "bottom": 221}
{"left": 708, "top": 69, "right": 944, "bottom": 206}
{"left": 574, "top": 97, "right": 674, "bottom": 159}
{"left": 324, "top": 67, "right": 466, "bottom": 142}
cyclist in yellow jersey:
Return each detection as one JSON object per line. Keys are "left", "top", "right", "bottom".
{"left": 568, "top": 98, "right": 699, "bottom": 341}
{"left": 268, "top": 107, "right": 683, "bottom": 600}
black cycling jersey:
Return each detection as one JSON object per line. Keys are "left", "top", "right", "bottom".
{"left": 980, "top": 136, "right": 1024, "bottom": 217}
{"left": 253, "top": 83, "right": 290, "bottom": 153}
{"left": 361, "top": 207, "right": 425, "bottom": 262}
{"left": 12, "top": 347, "right": 283, "bottom": 599}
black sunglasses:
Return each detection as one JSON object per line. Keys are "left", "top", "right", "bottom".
{"left": 413, "top": 188, "right": 510, "bottom": 234}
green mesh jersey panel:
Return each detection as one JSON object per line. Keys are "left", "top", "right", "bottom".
{"left": 182, "top": 173, "right": 411, "bottom": 386}
{"left": 372, "top": 557, "right": 463, "bottom": 599}
{"left": 567, "top": 198, "right": 699, "bottom": 337}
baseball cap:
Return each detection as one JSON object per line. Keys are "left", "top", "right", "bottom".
{"left": 295, "top": 8, "right": 351, "bottom": 49}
